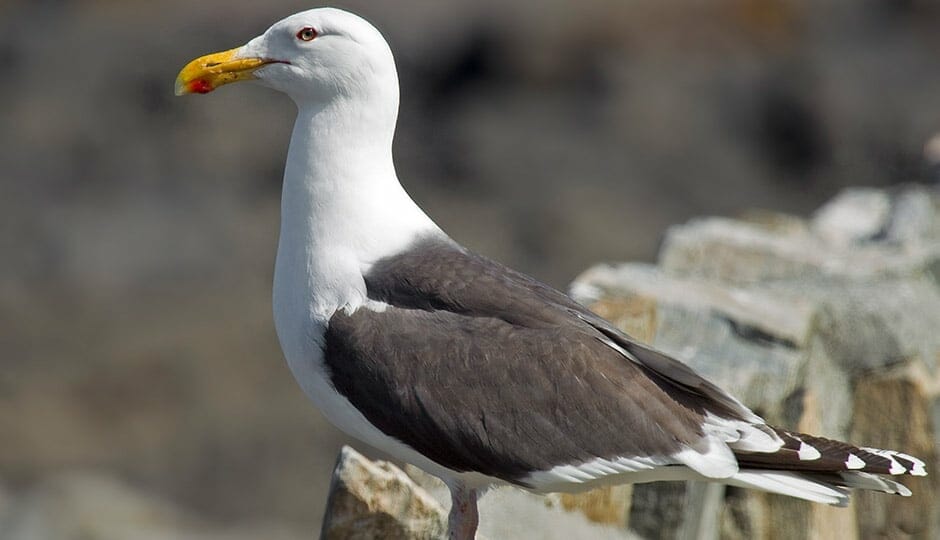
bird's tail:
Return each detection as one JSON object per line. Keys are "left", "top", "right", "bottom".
{"left": 727, "top": 428, "right": 926, "bottom": 505}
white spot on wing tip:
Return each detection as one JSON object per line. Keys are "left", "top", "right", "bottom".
{"left": 845, "top": 454, "right": 866, "bottom": 470}
{"left": 861, "top": 448, "right": 928, "bottom": 476}
{"left": 797, "top": 441, "right": 821, "bottom": 461}
{"left": 895, "top": 452, "right": 928, "bottom": 476}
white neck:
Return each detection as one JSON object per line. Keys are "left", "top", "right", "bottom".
{"left": 273, "top": 96, "right": 440, "bottom": 345}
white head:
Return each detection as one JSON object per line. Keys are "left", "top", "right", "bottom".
{"left": 176, "top": 8, "right": 398, "bottom": 109}
{"left": 177, "top": 9, "right": 443, "bottom": 344}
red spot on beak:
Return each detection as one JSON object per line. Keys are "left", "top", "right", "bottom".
{"left": 189, "top": 79, "right": 214, "bottom": 94}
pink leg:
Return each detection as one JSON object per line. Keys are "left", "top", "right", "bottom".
{"left": 447, "top": 483, "right": 479, "bottom": 540}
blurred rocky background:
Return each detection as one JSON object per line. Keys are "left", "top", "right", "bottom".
{"left": 1, "top": 0, "right": 939, "bottom": 537}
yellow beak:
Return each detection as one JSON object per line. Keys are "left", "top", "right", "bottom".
{"left": 175, "top": 47, "right": 273, "bottom": 96}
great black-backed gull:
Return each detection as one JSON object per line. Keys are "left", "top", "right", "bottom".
{"left": 175, "top": 7, "right": 926, "bottom": 539}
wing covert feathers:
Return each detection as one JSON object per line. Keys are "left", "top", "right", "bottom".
{"left": 326, "top": 236, "right": 926, "bottom": 505}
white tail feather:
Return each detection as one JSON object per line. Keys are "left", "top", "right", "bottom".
{"left": 728, "top": 470, "right": 850, "bottom": 506}
{"left": 837, "top": 471, "right": 912, "bottom": 496}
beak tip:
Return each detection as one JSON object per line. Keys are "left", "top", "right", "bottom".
{"left": 174, "top": 72, "right": 190, "bottom": 96}
{"left": 174, "top": 78, "right": 214, "bottom": 96}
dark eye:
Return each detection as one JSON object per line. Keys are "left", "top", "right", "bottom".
{"left": 296, "top": 27, "right": 318, "bottom": 42}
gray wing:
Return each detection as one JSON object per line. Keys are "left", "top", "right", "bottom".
{"left": 365, "top": 235, "right": 757, "bottom": 423}
{"left": 323, "top": 236, "right": 748, "bottom": 483}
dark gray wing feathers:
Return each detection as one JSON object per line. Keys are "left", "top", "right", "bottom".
{"left": 323, "top": 236, "right": 737, "bottom": 481}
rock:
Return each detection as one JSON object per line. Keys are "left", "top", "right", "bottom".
{"left": 811, "top": 188, "right": 892, "bottom": 245}
{"left": 573, "top": 263, "right": 816, "bottom": 348}
{"left": 886, "top": 188, "right": 940, "bottom": 246}
{"left": 808, "top": 185, "right": 940, "bottom": 249}
{"left": 557, "top": 486, "right": 633, "bottom": 528}
{"left": 659, "top": 216, "right": 940, "bottom": 285}
{"left": 571, "top": 185, "right": 940, "bottom": 540}
{"left": 473, "top": 488, "right": 638, "bottom": 540}
{"left": 659, "top": 217, "right": 832, "bottom": 284}
{"left": 321, "top": 447, "right": 447, "bottom": 540}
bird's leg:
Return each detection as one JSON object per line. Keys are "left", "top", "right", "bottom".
{"left": 447, "top": 483, "right": 480, "bottom": 540}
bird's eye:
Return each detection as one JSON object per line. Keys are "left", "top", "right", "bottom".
{"left": 296, "top": 27, "right": 318, "bottom": 42}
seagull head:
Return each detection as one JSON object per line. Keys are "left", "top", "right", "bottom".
{"left": 175, "top": 8, "right": 398, "bottom": 105}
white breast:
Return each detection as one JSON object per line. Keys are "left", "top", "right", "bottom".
{"left": 269, "top": 101, "right": 486, "bottom": 485}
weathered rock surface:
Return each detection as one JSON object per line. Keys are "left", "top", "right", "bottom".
{"left": 321, "top": 447, "right": 447, "bottom": 540}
